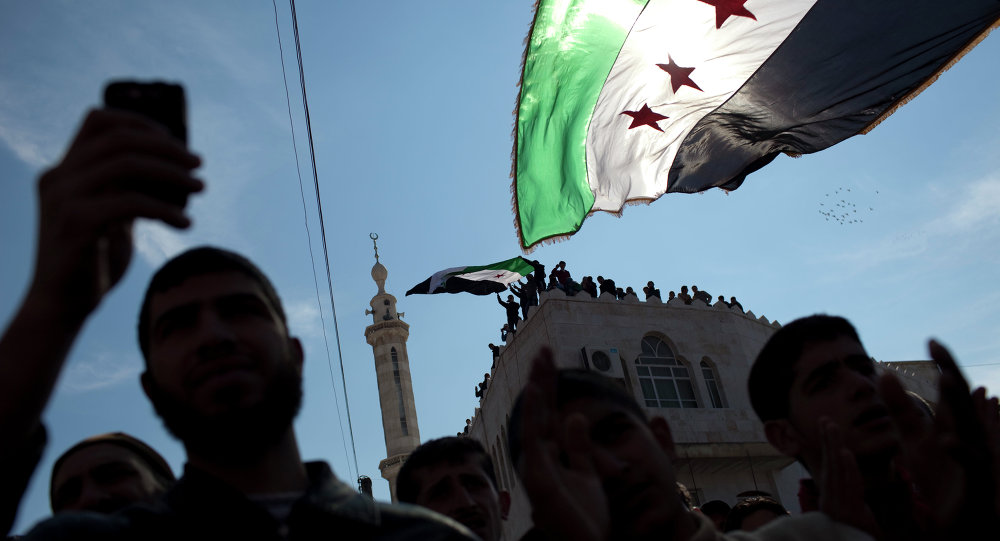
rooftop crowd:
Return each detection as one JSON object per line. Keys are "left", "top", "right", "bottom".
{"left": 495, "top": 260, "right": 744, "bottom": 343}
{"left": 1, "top": 107, "right": 997, "bottom": 541}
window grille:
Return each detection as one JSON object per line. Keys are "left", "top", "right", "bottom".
{"left": 634, "top": 336, "right": 697, "bottom": 408}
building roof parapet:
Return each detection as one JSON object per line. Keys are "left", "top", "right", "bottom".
{"left": 876, "top": 360, "right": 935, "bottom": 377}
{"left": 535, "top": 288, "right": 779, "bottom": 329}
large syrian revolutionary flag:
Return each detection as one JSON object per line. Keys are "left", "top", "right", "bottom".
{"left": 512, "top": 0, "right": 1000, "bottom": 250}
{"left": 406, "top": 256, "right": 535, "bottom": 296}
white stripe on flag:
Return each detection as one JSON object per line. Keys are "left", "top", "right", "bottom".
{"left": 452, "top": 269, "right": 526, "bottom": 287}
{"left": 586, "top": 0, "right": 816, "bottom": 212}
{"left": 428, "top": 266, "right": 466, "bottom": 293}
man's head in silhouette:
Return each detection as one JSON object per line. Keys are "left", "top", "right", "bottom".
{"left": 749, "top": 315, "right": 899, "bottom": 474}
{"left": 50, "top": 432, "right": 175, "bottom": 514}
{"left": 137, "top": 247, "right": 304, "bottom": 463}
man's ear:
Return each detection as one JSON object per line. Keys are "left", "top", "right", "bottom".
{"left": 498, "top": 490, "right": 511, "bottom": 520}
{"left": 289, "top": 337, "right": 304, "bottom": 374}
{"left": 764, "top": 419, "right": 802, "bottom": 457}
{"left": 649, "top": 416, "right": 677, "bottom": 461}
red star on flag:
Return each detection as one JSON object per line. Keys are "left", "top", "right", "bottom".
{"left": 621, "top": 104, "right": 668, "bottom": 132}
{"left": 656, "top": 56, "right": 703, "bottom": 93}
{"left": 698, "top": 0, "right": 756, "bottom": 29}
{"left": 495, "top": 273, "right": 505, "bottom": 279}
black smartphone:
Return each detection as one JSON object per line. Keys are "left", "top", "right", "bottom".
{"left": 103, "top": 80, "right": 191, "bottom": 207}
{"left": 103, "top": 80, "right": 187, "bottom": 145}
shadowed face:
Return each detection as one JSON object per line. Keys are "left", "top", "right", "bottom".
{"left": 409, "top": 456, "right": 509, "bottom": 541}
{"left": 51, "top": 443, "right": 167, "bottom": 513}
{"left": 774, "top": 335, "right": 900, "bottom": 470}
{"left": 559, "top": 398, "right": 686, "bottom": 540}
{"left": 142, "top": 271, "right": 303, "bottom": 458}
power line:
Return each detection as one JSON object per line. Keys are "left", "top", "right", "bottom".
{"left": 272, "top": 0, "right": 360, "bottom": 480}
{"left": 270, "top": 0, "right": 353, "bottom": 482}
{"left": 287, "top": 0, "right": 361, "bottom": 480}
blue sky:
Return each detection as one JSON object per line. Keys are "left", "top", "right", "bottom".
{"left": 2, "top": 1, "right": 999, "bottom": 533}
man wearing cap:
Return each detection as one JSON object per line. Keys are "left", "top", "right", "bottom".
{"left": 49, "top": 432, "right": 175, "bottom": 515}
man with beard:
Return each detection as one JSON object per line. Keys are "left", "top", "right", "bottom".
{"left": 0, "top": 108, "right": 474, "bottom": 540}
{"left": 507, "top": 348, "right": 877, "bottom": 541}
{"left": 28, "top": 248, "right": 477, "bottom": 540}
{"left": 397, "top": 437, "right": 510, "bottom": 541}
{"left": 113, "top": 246, "right": 471, "bottom": 539}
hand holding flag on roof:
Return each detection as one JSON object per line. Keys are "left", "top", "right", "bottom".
{"left": 406, "top": 256, "right": 536, "bottom": 296}
{"left": 512, "top": 0, "right": 1000, "bottom": 250}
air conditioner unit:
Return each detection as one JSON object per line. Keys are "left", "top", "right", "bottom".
{"left": 582, "top": 346, "right": 624, "bottom": 379}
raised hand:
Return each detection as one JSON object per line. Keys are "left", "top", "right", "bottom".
{"left": 818, "top": 418, "right": 882, "bottom": 539}
{"left": 30, "top": 108, "right": 202, "bottom": 318}
{"left": 518, "top": 348, "right": 609, "bottom": 541}
{"left": 0, "top": 108, "right": 202, "bottom": 459}
{"left": 882, "top": 340, "right": 1000, "bottom": 537}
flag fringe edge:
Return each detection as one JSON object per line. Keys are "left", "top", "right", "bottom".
{"left": 517, "top": 230, "right": 576, "bottom": 254}
{"left": 587, "top": 196, "right": 657, "bottom": 219}
{"left": 860, "top": 15, "right": 1000, "bottom": 135}
{"left": 510, "top": 0, "right": 544, "bottom": 253}
{"left": 513, "top": 189, "right": 708, "bottom": 253}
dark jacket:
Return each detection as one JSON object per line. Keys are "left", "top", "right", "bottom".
{"left": 26, "top": 462, "right": 475, "bottom": 541}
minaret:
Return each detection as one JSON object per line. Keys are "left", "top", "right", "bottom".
{"left": 363, "top": 234, "right": 420, "bottom": 502}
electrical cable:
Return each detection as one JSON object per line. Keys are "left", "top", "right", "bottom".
{"left": 272, "top": 0, "right": 359, "bottom": 481}
{"left": 287, "top": 0, "right": 362, "bottom": 480}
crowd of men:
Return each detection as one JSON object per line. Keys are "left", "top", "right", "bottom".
{"left": 1, "top": 107, "right": 998, "bottom": 541}
{"left": 495, "top": 266, "right": 746, "bottom": 347}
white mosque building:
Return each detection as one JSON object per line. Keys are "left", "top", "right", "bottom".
{"left": 362, "top": 253, "right": 938, "bottom": 539}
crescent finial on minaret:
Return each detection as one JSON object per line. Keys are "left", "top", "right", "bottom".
{"left": 369, "top": 233, "right": 387, "bottom": 293}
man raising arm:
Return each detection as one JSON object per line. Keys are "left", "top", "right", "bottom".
{"left": 0, "top": 109, "right": 202, "bottom": 533}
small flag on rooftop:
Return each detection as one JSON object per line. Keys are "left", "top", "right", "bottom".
{"left": 406, "top": 257, "right": 535, "bottom": 296}
{"left": 512, "top": 0, "right": 1000, "bottom": 250}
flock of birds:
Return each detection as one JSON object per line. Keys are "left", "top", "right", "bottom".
{"left": 818, "top": 186, "right": 877, "bottom": 225}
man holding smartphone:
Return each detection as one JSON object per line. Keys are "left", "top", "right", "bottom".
{"left": 1, "top": 94, "right": 474, "bottom": 539}
{"left": 0, "top": 106, "right": 202, "bottom": 534}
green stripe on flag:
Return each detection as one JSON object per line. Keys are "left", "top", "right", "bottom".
{"left": 515, "top": 0, "right": 648, "bottom": 249}
{"left": 444, "top": 256, "right": 534, "bottom": 278}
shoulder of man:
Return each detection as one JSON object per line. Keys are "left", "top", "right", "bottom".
{"left": 300, "top": 462, "right": 477, "bottom": 540}
{"left": 722, "top": 512, "right": 874, "bottom": 541}
{"left": 366, "top": 500, "right": 478, "bottom": 540}
{"left": 24, "top": 462, "right": 476, "bottom": 541}
{"left": 22, "top": 511, "right": 131, "bottom": 541}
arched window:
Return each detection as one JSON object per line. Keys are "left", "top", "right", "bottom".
{"left": 391, "top": 348, "right": 408, "bottom": 435}
{"left": 700, "top": 359, "right": 726, "bottom": 408}
{"left": 634, "top": 336, "right": 697, "bottom": 408}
